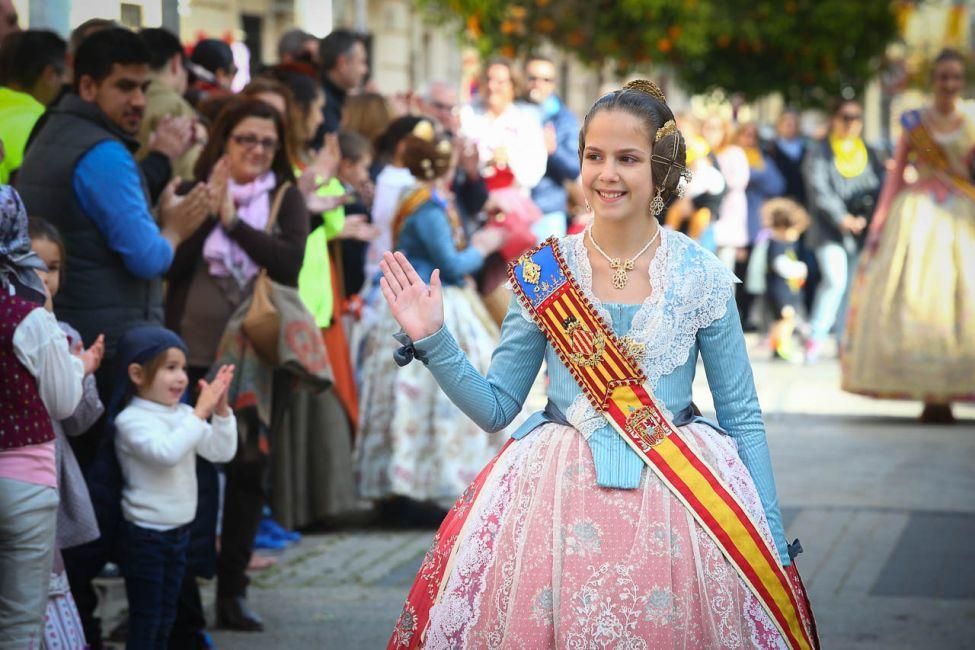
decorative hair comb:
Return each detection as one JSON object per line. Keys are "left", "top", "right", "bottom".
{"left": 655, "top": 119, "right": 679, "bottom": 143}
{"left": 412, "top": 120, "right": 435, "bottom": 142}
{"left": 623, "top": 79, "right": 666, "bottom": 103}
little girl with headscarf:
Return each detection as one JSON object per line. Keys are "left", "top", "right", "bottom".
{"left": 28, "top": 216, "right": 110, "bottom": 647}
{"left": 0, "top": 184, "right": 87, "bottom": 648}
{"left": 110, "top": 325, "right": 238, "bottom": 649}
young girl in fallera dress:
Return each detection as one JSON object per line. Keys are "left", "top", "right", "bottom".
{"left": 378, "top": 82, "right": 816, "bottom": 648}
{"left": 843, "top": 49, "right": 975, "bottom": 422}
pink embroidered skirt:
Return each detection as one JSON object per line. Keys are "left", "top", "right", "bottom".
{"left": 390, "top": 422, "right": 791, "bottom": 649}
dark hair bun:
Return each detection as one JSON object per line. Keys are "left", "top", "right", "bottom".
{"left": 401, "top": 134, "right": 453, "bottom": 180}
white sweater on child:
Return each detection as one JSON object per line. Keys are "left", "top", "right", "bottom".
{"left": 115, "top": 397, "right": 237, "bottom": 530}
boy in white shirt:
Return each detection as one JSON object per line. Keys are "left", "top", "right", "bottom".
{"left": 111, "top": 326, "right": 237, "bottom": 649}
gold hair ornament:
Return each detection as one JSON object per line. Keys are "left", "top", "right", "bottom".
{"left": 654, "top": 120, "right": 678, "bottom": 143}
{"left": 623, "top": 79, "right": 666, "bottom": 103}
{"left": 412, "top": 120, "right": 435, "bottom": 142}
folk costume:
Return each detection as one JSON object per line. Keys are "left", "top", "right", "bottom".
{"left": 355, "top": 186, "right": 505, "bottom": 506}
{"left": 843, "top": 106, "right": 975, "bottom": 401}
{"left": 388, "top": 230, "right": 818, "bottom": 649}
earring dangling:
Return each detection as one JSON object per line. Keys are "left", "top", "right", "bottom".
{"left": 649, "top": 189, "right": 665, "bottom": 217}
{"left": 585, "top": 199, "right": 592, "bottom": 213}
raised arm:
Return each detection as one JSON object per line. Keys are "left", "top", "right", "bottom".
{"left": 698, "top": 293, "right": 790, "bottom": 565}
{"left": 380, "top": 251, "right": 545, "bottom": 432}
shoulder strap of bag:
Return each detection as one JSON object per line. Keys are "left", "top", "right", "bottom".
{"left": 264, "top": 181, "right": 293, "bottom": 234}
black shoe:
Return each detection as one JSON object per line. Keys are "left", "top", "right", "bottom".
{"left": 920, "top": 403, "right": 955, "bottom": 424}
{"left": 216, "top": 596, "right": 264, "bottom": 632}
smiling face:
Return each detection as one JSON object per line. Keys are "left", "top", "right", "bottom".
{"left": 484, "top": 63, "right": 515, "bottom": 114}
{"left": 131, "top": 347, "right": 189, "bottom": 407}
{"left": 933, "top": 58, "right": 964, "bottom": 104}
{"left": 580, "top": 109, "right": 654, "bottom": 223}
{"left": 225, "top": 116, "right": 278, "bottom": 183}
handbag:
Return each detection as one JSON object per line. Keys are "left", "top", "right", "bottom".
{"left": 241, "top": 183, "right": 290, "bottom": 364}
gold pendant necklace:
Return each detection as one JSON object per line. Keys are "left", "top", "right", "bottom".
{"left": 587, "top": 225, "right": 660, "bottom": 290}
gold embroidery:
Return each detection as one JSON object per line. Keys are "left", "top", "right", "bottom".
{"left": 563, "top": 317, "right": 606, "bottom": 367}
{"left": 520, "top": 255, "right": 541, "bottom": 285}
{"left": 620, "top": 336, "right": 646, "bottom": 361}
{"left": 624, "top": 406, "right": 668, "bottom": 451}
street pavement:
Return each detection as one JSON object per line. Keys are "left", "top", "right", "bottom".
{"left": 101, "top": 339, "right": 975, "bottom": 648}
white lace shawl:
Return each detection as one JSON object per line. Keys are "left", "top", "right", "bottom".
{"left": 514, "top": 229, "right": 737, "bottom": 439}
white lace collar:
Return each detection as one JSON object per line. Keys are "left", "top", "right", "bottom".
{"left": 561, "top": 228, "right": 735, "bottom": 389}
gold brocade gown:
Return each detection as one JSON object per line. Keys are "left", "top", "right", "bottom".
{"left": 842, "top": 109, "right": 975, "bottom": 402}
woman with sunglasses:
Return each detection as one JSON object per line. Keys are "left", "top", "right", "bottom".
{"left": 163, "top": 97, "right": 308, "bottom": 633}
{"left": 843, "top": 49, "right": 975, "bottom": 422}
{"left": 801, "top": 98, "right": 884, "bottom": 363}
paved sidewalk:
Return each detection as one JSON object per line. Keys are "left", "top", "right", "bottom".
{"left": 103, "top": 344, "right": 975, "bottom": 648}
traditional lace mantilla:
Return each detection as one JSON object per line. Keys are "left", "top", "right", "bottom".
{"left": 560, "top": 229, "right": 736, "bottom": 434}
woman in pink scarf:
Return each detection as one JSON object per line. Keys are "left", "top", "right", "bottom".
{"left": 164, "top": 97, "right": 309, "bottom": 635}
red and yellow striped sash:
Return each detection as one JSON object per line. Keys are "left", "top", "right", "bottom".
{"left": 508, "top": 239, "right": 818, "bottom": 650}
{"left": 902, "top": 109, "right": 975, "bottom": 203}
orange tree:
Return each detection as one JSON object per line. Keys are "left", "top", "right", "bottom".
{"left": 419, "top": 0, "right": 900, "bottom": 103}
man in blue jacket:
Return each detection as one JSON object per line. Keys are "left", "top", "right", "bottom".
{"left": 15, "top": 28, "right": 209, "bottom": 648}
{"left": 526, "top": 55, "right": 580, "bottom": 239}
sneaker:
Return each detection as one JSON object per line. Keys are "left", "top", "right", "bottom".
{"left": 259, "top": 517, "right": 301, "bottom": 544}
{"left": 773, "top": 342, "right": 803, "bottom": 364}
{"left": 253, "top": 531, "right": 288, "bottom": 550}
{"left": 803, "top": 339, "right": 821, "bottom": 364}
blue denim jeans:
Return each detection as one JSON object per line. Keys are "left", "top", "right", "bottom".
{"left": 809, "top": 241, "right": 859, "bottom": 342}
{"left": 123, "top": 521, "right": 190, "bottom": 650}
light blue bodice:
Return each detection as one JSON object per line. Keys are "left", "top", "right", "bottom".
{"left": 395, "top": 194, "right": 483, "bottom": 286}
{"left": 413, "top": 230, "right": 790, "bottom": 564}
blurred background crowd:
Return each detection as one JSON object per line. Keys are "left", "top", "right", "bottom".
{"left": 0, "top": 0, "right": 972, "bottom": 648}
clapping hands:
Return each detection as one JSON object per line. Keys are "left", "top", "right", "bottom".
{"left": 194, "top": 364, "right": 235, "bottom": 419}
{"left": 74, "top": 334, "right": 105, "bottom": 376}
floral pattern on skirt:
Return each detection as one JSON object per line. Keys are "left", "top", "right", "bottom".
{"left": 44, "top": 569, "right": 86, "bottom": 649}
{"left": 355, "top": 285, "right": 508, "bottom": 504}
{"left": 409, "top": 422, "right": 788, "bottom": 649}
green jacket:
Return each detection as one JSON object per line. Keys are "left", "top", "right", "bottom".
{"left": 298, "top": 176, "right": 346, "bottom": 327}
{"left": 0, "top": 87, "right": 45, "bottom": 183}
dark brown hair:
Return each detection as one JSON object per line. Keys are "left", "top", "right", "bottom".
{"left": 194, "top": 97, "right": 295, "bottom": 184}
{"left": 241, "top": 77, "right": 305, "bottom": 163}
{"left": 934, "top": 48, "right": 966, "bottom": 68}
{"left": 27, "top": 216, "right": 66, "bottom": 284}
{"left": 401, "top": 134, "right": 452, "bottom": 180}
{"left": 135, "top": 349, "right": 173, "bottom": 389}
{"left": 579, "top": 81, "right": 688, "bottom": 209}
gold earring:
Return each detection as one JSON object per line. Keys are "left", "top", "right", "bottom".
{"left": 649, "top": 189, "right": 665, "bottom": 217}
{"left": 585, "top": 199, "right": 592, "bottom": 212}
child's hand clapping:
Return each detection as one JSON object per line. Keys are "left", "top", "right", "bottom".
{"left": 194, "top": 364, "right": 235, "bottom": 420}
{"left": 76, "top": 334, "right": 105, "bottom": 376}
{"left": 213, "top": 364, "right": 235, "bottom": 417}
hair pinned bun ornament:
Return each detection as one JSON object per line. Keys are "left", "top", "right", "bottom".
{"left": 654, "top": 119, "right": 679, "bottom": 143}
{"left": 624, "top": 79, "right": 666, "bottom": 103}
{"left": 412, "top": 120, "right": 435, "bottom": 142}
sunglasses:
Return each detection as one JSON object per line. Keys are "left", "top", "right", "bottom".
{"left": 230, "top": 134, "right": 279, "bottom": 151}
{"left": 527, "top": 75, "right": 555, "bottom": 83}
{"left": 839, "top": 113, "right": 863, "bottom": 123}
